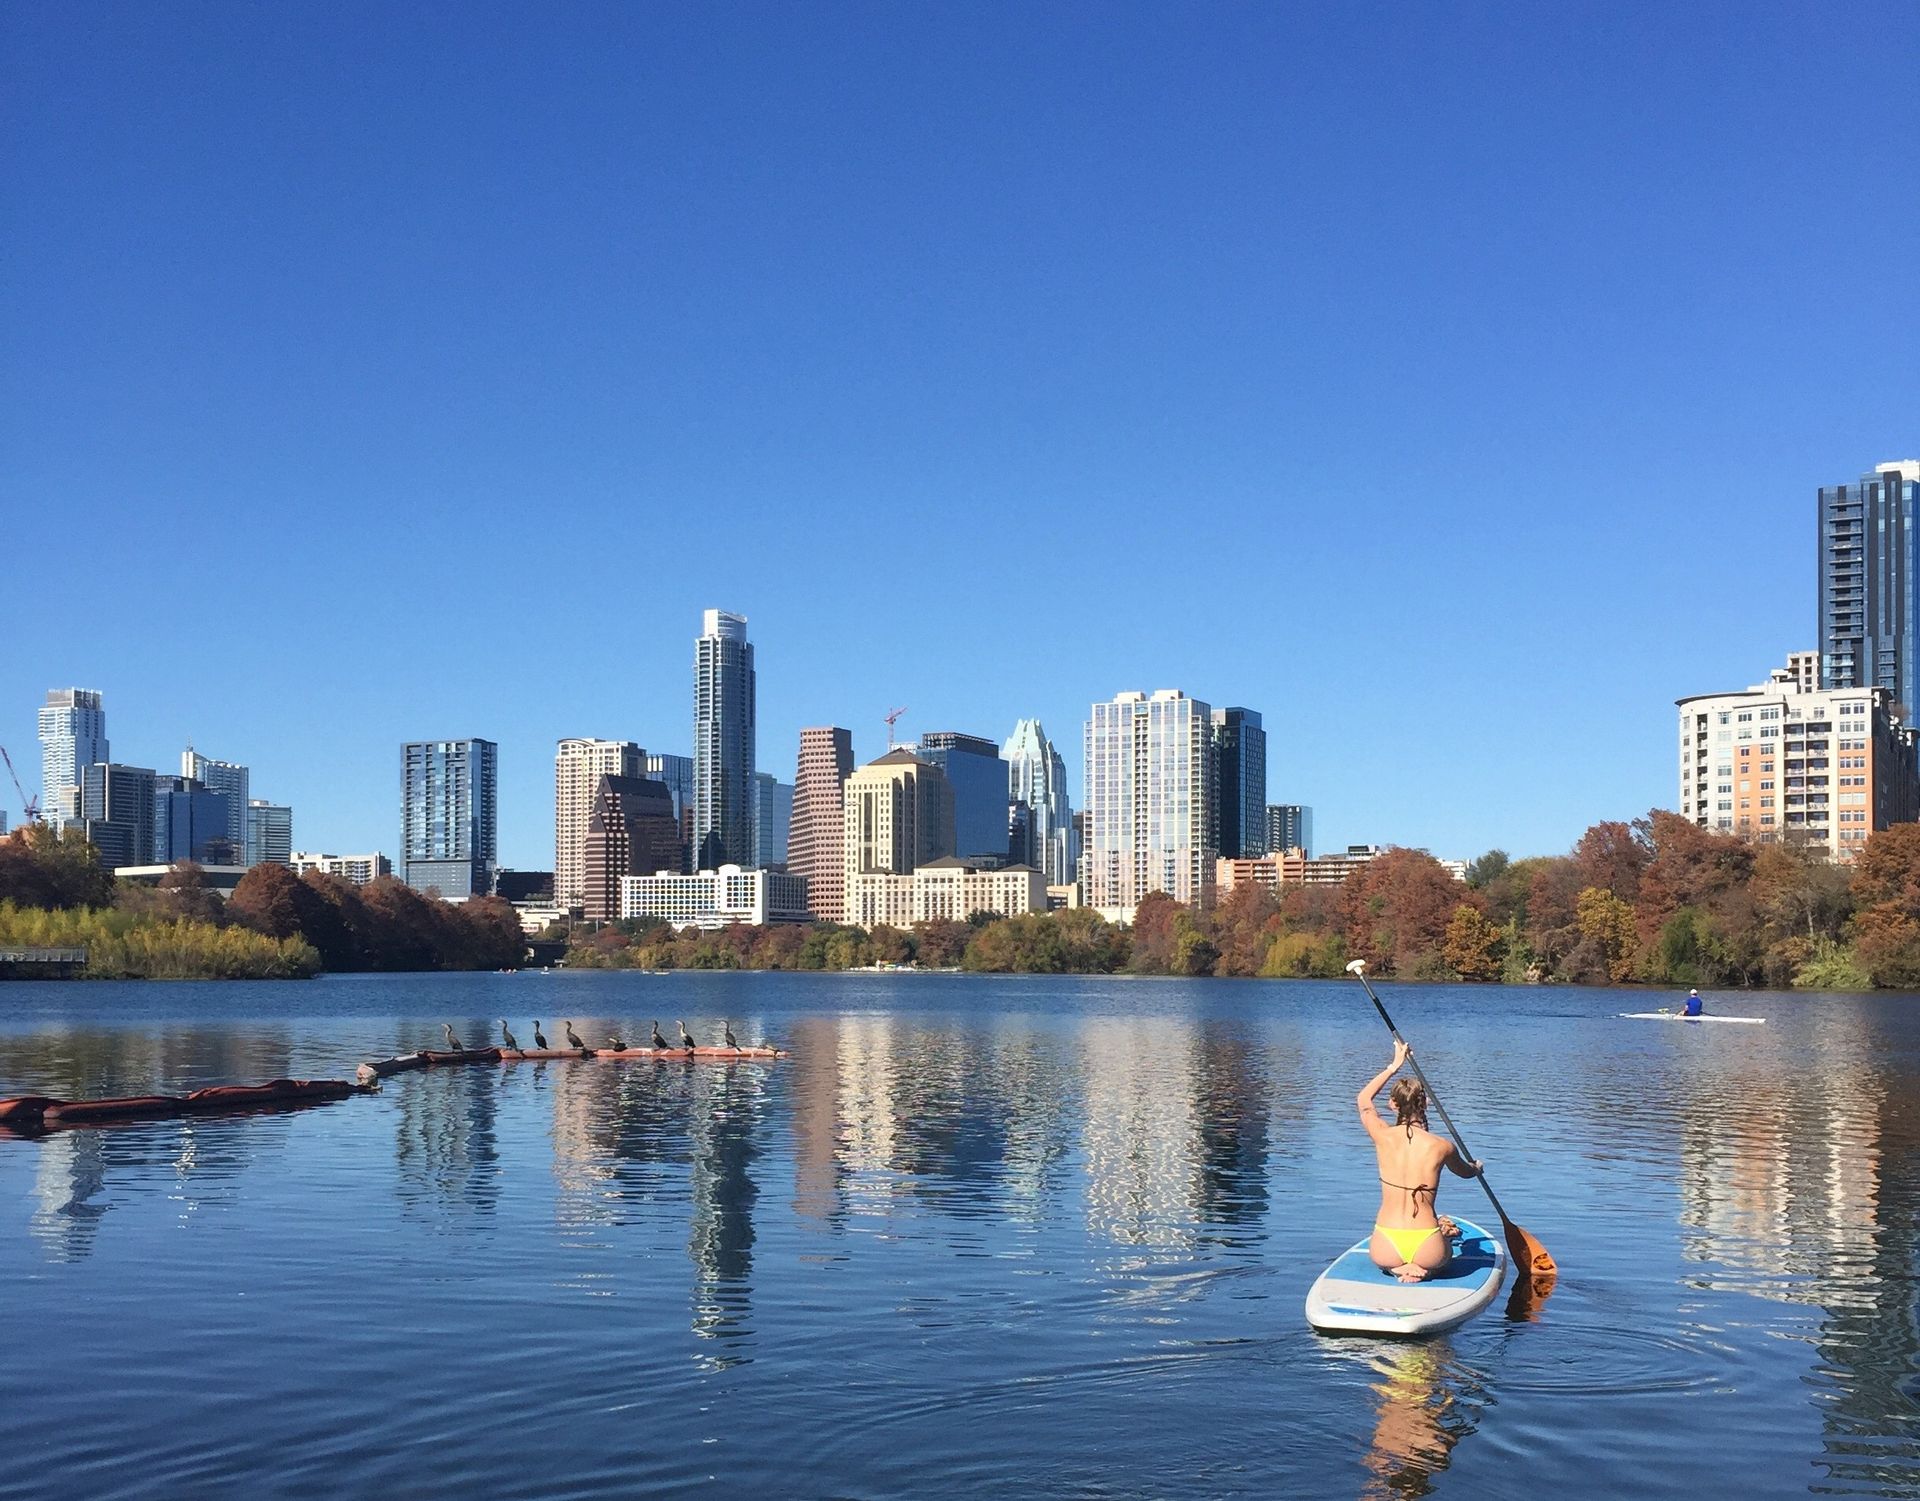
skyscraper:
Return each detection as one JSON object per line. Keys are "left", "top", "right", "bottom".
{"left": 693, "top": 610, "right": 755, "bottom": 869}
{"left": 37, "top": 689, "right": 107, "bottom": 826}
{"left": 917, "top": 732, "right": 1008, "bottom": 863}
{"left": 581, "top": 774, "right": 679, "bottom": 922}
{"left": 1820, "top": 460, "right": 1920, "bottom": 711}
{"left": 1265, "top": 803, "right": 1313, "bottom": 858}
{"left": 790, "top": 727, "right": 854, "bottom": 921}
{"left": 80, "top": 763, "right": 156, "bottom": 867}
{"left": 644, "top": 752, "right": 697, "bottom": 873}
{"left": 555, "top": 738, "right": 645, "bottom": 908}
{"left": 1084, "top": 690, "right": 1215, "bottom": 916}
{"left": 183, "top": 748, "right": 250, "bottom": 863}
{"left": 1211, "top": 708, "right": 1266, "bottom": 859}
{"left": 401, "top": 738, "right": 498, "bottom": 899}
{"left": 842, "top": 750, "right": 955, "bottom": 886}
{"left": 154, "top": 776, "right": 238, "bottom": 865}
{"left": 246, "top": 800, "right": 294, "bottom": 866}
{"left": 753, "top": 772, "right": 794, "bottom": 869}
{"left": 1004, "top": 718, "right": 1073, "bottom": 886}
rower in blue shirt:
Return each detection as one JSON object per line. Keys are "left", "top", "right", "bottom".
{"left": 1681, "top": 988, "right": 1703, "bottom": 1018}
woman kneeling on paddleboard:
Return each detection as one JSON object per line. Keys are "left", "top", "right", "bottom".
{"left": 1358, "top": 1041, "right": 1483, "bottom": 1284}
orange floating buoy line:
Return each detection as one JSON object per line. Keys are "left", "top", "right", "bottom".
{"left": 0, "top": 1079, "right": 363, "bottom": 1136}
{"left": 0, "top": 1031, "right": 791, "bottom": 1137}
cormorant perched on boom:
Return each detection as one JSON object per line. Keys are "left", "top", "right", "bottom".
{"left": 564, "top": 1020, "right": 585, "bottom": 1050}
{"left": 678, "top": 1019, "right": 697, "bottom": 1050}
{"left": 443, "top": 1023, "right": 464, "bottom": 1053}
{"left": 532, "top": 1021, "right": 548, "bottom": 1049}
{"left": 651, "top": 1021, "right": 668, "bottom": 1050}
{"left": 724, "top": 1021, "right": 739, "bottom": 1049}
{"left": 499, "top": 1020, "right": 520, "bottom": 1053}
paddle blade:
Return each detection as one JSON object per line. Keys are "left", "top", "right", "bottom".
{"left": 1505, "top": 1220, "right": 1557, "bottom": 1288}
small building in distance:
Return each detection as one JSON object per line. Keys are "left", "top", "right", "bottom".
{"left": 113, "top": 864, "right": 250, "bottom": 897}
{"left": 844, "top": 860, "right": 1046, "bottom": 928}
{"left": 619, "top": 864, "right": 810, "bottom": 930}
{"left": 290, "top": 851, "right": 392, "bottom": 885}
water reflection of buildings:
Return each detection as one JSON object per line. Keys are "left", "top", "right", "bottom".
{"left": 10, "top": 1026, "right": 294, "bottom": 1262}
{"left": 393, "top": 1068, "right": 501, "bottom": 1220}
{"left": 1080, "top": 1019, "right": 1203, "bottom": 1249}
{"left": 1672, "top": 1006, "right": 1920, "bottom": 1493}
{"left": 545, "top": 1046, "right": 769, "bottom": 1367}
{"left": 785, "top": 1012, "right": 1284, "bottom": 1253}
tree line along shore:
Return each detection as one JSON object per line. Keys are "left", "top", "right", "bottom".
{"left": 8, "top": 811, "right": 1920, "bottom": 988}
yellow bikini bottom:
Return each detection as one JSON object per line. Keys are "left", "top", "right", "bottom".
{"left": 1375, "top": 1223, "right": 1440, "bottom": 1262}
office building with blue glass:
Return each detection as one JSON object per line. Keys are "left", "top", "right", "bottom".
{"left": 401, "top": 738, "right": 498, "bottom": 900}
{"left": 1820, "top": 461, "right": 1920, "bottom": 713}
{"left": 1211, "top": 707, "right": 1267, "bottom": 859}
{"left": 918, "top": 732, "right": 1009, "bottom": 864}
{"left": 154, "top": 776, "right": 239, "bottom": 865}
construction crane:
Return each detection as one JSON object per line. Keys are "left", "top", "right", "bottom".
{"left": 0, "top": 745, "right": 38, "bottom": 825}
{"left": 883, "top": 706, "right": 908, "bottom": 749}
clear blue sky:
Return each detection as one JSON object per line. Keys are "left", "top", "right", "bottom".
{"left": 4, "top": 3, "right": 1916, "bottom": 869}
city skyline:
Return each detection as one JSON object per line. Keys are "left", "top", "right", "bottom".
{"left": 5, "top": 8, "right": 1914, "bottom": 870}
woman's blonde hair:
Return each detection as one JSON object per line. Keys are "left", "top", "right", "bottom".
{"left": 1390, "top": 1077, "right": 1427, "bottom": 1127}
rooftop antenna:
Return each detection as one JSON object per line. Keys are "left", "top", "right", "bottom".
{"left": 884, "top": 706, "right": 908, "bottom": 749}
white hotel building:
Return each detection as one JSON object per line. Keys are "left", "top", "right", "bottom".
{"left": 620, "top": 864, "right": 810, "bottom": 930}
{"left": 1676, "top": 653, "right": 1919, "bottom": 861}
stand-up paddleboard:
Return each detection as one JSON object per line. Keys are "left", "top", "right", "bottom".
{"left": 1306, "top": 1218, "right": 1506, "bottom": 1335}
{"left": 1619, "top": 1012, "right": 1765, "bottom": 1025}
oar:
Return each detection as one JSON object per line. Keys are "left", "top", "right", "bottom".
{"left": 1345, "top": 959, "right": 1557, "bottom": 1288}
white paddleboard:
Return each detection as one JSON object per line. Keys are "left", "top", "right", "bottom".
{"left": 1619, "top": 1012, "right": 1765, "bottom": 1024}
{"left": 1306, "top": 1218, "right": 1506, "bottom": 1336}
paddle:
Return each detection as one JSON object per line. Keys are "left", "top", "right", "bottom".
{"left": 1345, "top": 959, "right": 1557, "bottom": 1290}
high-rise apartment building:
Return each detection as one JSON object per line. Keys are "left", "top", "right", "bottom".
{"left": 554, "top": 738, "right": 645, "bottom": 908}
{"left": 753, "top": 772, "right": 794, "bottom": 869}
{"left": 1677, "top": 653, "right": 1919, "bottom": 861}
{"left": 80, "top": 763, "right": 156, "bottom": 867}
{"left": 693, "top": 610, "right": 755, "bottom": 869}
{"left": 1004, "top": 719, "right": 1073, "bottom": 886}
{"left": 917, "top": 732, "right": 1008, "bottom": 864}
{"left": 246, "top": 801, "right": 293, "bottom": 866}
{"left": 182, "top": 748, "right": 250, "bottom": 863}
{"left": 1265, "top": 803, "right": 1313, "bottom": 858}
{"left": 37, "top": 689, "right": 107, "bottom": 826}
{"left": 401, "top": 738, "right": 498, "bottom": 899}
{"left": 842, "top": 749, "right": 954, "bottom": 897}
{"left": 790, "top": 727, "right": 854, "bottom": 920}
{"left": 581, "top": 774, "right": 679, "bottom": 922}
{"left": 1210, "top": 707, "right": 1266, "bottom": 858}
{"left": 1819, "top": 461, "right": 1920, "bottom": 711}
{"left": 1084, "top": 689, "right": 1216, "bottom": 917}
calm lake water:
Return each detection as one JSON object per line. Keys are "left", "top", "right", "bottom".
{"left": 1, "top": 972, "right": 1916, "bottom": 1499}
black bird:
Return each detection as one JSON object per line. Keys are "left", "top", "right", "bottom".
{"left": 499, "top": 1019, "right": 520, "bottom": 1052}
{"left": 605, "top": 1033, "right": 625, "bottom": 1052}
{"left": 651, "top": 1020, "right": 668, "bottom": 1050}
{"left": 564, "top": 1020, "right": 586, "bottom": 1050}
{"left": 532, "top": 1021, "right": 548, "bottom": 1049}
{"left": 724, "top": 1021, "right": 739, "bottom": 1049}
{"left": 443, "top": 1023, "right": 464, "bottom": 1053}
{"left": 678, "top": 1019, "right": 697, "bottom": 1050}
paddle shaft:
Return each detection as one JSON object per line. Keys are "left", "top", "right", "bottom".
{"left": 1351, "top": 970, "right": 1517, "bottom": 1231}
